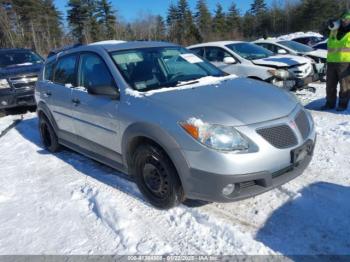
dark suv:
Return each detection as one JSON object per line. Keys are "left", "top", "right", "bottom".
{"left": 0, "top": 48, "right": 43, "bottom": 109}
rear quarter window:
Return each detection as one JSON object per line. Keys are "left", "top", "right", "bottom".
{"left": 54, "top": 55, "right": 78, "bottom": 86}
{"left": 44, "top": 61, "right": 55, "bottom": 81}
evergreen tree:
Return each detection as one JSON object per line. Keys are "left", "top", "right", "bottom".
{"left": 166, "top": 3, "right": 180, "bottom": 43}
{"left": 155, "top": 15, "right": 166, "bottom": 41}
{"left": 96, "top": 0, "right": 117, "bottom": 39}
{"left": 67, "top": 0, "right": 90, "bottom": 43}
{"left": 226, "top": 2, "right": 241, "bottom": 39}
{"left": 212, "top": 3, "right": 226, "bottom": 40}
{"left": 250, "top": 0, "right": 267, "bottom": 16}
{"left": 249, "top": 0, "right": 269, "bottom": 38}
{"left": 194, "top": 0, "right": 212, "bottom": 41}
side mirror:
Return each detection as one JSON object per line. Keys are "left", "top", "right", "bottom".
{"left": 277, "top": 49, "right": 288, "bottom": 55}
{"left": 88, "top": 85, "right": 119, "bottom": 100}
{"left": 223, "top": 57, "right": 236, "bottom": 64}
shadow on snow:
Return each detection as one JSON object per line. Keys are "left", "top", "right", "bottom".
{"left": 256, "top": 182, "right": 350, "bottom": 255}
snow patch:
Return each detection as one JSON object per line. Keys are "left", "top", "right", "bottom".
{"left": 277, "top": 32, "right": 324, "bottom": 41}
{"left": 125, "top": 75, "right": 238, "bottom": 98}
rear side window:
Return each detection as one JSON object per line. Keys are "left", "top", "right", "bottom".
{"left": 44, "top": 61, "right": 55, "bottom": 81}
{"left": 54, "top": 55, "right": 78, "bottom": 86}
{"left": 78, "top": 53, "right": 115, "bottom": 89}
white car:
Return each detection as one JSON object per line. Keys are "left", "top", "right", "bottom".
{"left": 254, "top": 39, "right": 327, "bottom": 80}
{"left": 188, "top": 41, "right": 316, "bottom": 91}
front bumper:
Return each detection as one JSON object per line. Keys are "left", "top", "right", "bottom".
{"left": 186, "top": 140, "right": 314, "bottom": 202}
{"left": 0, "top": 88, "right": 36, "bottom": 109}
{"left": 178, "top": 105, "right": 316, "bottom": 203}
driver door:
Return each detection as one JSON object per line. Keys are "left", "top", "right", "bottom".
{"left": 70, "top": 52, "right": 121, "bottom": 155}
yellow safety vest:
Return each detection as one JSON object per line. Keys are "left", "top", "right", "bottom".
{"left": 327, "top": 30, "right": 350, "bottom": 62}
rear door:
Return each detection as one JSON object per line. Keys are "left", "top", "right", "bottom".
{"left": 49, "top": 54, "right": 78, "bottom": 134}
{"left": 70, "top": 52, "right": 121, "bottom": 154}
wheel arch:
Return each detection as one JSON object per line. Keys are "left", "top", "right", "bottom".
{"left": 37, "top": 102, "right": 58, "bottom": 132}
{"left": 121, "top": 122, "right": 190, "bottom": 193}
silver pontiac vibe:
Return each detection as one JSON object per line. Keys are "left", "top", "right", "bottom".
{"left": 35, "top": 41, "right": 316, "bottom": 209}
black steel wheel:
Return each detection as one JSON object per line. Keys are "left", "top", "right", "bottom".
{"left": 132, "top": 144, "right": 184, "bottom": 209}
{"left": 39, "top": 115, "right": 60, "bottom": 152}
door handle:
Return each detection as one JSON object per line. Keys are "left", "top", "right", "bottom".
{"left": 72, "top": 98, "right": 80, "bottom": 106}
{"left": 43, "top": 91, "right": 52, "bottom": 98}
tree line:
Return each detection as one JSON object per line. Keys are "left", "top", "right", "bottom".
{"left": 0, "top": 0, "right": 349, "bottom": 56}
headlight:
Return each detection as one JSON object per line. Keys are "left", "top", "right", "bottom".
{"left": 180, "top": 119, "right": 249, "bottom": 152}
{"left": 268, "top": 69, "right": 291, "bottom": 80}
{"left": 0, "top": 79, "right": 10, "bottom": 89}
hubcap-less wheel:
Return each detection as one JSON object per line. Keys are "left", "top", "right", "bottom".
{"left": 40, "top": 122, "right": 52, "bottom": 148}
{"left": 132, "top": 144, "right": 185, "bottom": 209}
{"left": 142, "top": 159, "right": 169, "bottom": 199}
{"left": 39, "top": 116, "right": 60, "bottom": 153}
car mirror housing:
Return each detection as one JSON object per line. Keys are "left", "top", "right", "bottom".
{"left": 88, "top": 85, "right": 119, "bottom": 100}
{"left": 223, "top": 57, "right": 236, "bottom": 64}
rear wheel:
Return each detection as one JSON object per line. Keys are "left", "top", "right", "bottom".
{"left": 39, "top": 115, "right": 61, "bottom": 152}
{"left": 132, "top": 144, "right": 185, "bottom": 209}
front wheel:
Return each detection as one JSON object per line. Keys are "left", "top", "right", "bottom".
{"left": 132, "top": 144, "right": 185, "bottom": 209}
{"left": 39, "top": 115, "right": 61, "bottom": 152}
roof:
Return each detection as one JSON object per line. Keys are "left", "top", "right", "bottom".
{"left": 0, "top": 48, "right": 33, "bottom": 53}
{"left": 188, "top": 41, "right": 244, "bottom": 48}
{"left": 253, "top": 39, "right": 280, "bottom": 43}
{"left": 102, "top": 41, "right": 179, "bottom": 52}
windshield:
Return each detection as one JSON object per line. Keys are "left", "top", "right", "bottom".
{"left": 0, "top": 51, "right": 43, "bottom": 68}
{"left": 110, "top": 47, "right": 225, "bottom": 92}
{"left": 278, "top": 41, "right": 314, "bottom": 53}
{"left": 226, "top": 43, "right": 274, "bottom": 60}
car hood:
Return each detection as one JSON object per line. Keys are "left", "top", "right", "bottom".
{"left": 146, "top": 77, "right": 297, "bottom": 126}
{"left": 252, "top": 55, "right": 309, "bottom": 68}
{"left": 0, "top": 63, "right": 42, "bottom": 79}
{"left": 307, "top": 49, "right": 327, "bottom": 59}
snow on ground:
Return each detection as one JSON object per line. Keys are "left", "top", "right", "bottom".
{"left": 0, "top": 114, "right": 22, "bottom": 137}
{"left": 0, "top": 83, "right": 349, "bottom": 255}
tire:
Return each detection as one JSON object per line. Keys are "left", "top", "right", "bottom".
{"left": 39, "top": 115, "right": 61, "bottom": 152}
{"left": 131, "top": 144, "right": 185, "bottom": 209}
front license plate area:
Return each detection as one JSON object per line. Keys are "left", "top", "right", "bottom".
{"left": 291, "top": 141, "right": 314, "bottom": 165}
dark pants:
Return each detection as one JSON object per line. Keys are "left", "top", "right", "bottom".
{"left": 326, "top": 62, "right": 350, "bottom": 108}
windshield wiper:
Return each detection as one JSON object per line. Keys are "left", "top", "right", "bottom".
{"left": 175, "top": 80, "right": 200, "bottom": 87}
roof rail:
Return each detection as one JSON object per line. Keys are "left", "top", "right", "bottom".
{"left": 47, "top": 43, "right": 83, "bottom": 58}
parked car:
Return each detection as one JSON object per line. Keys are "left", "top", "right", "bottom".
{"left": 0, "top": 48, "right": 43, "bottom": 109}
{"left": 291, "top": 36, "right": 325, "bottom": 46}
{"left": 188, "top": 41, "right": 316, "bottom": 91}
{"left": 254, "top": 39, "right": 327, "bottom": 80}
{"left": 36, "top": 41, "right": 316, "bottom": 209}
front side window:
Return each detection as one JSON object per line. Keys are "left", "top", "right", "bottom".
{"left": 78, "top": 53, "right": 115, "bottom": 89}
{"left": 226, "top": 43, "right": 274, "bottom": 60}
{"left": 54, "top": 55, "right": 78, "bottom": 86}
{"left": 278, "top": 41, "right": 314, "bottom": 53}
{"left": 205, "top": 47, "right": 234, "bottom": 62}
{"left": 191, "top": 48, "right": 204, "bottom": 57}
{"left": 110, "top": 47, "right": 224, "bottom": 92}
{"left": 0, "top": 51, "right": 43, "bottom": 68}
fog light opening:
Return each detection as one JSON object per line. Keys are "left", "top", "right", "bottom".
{"left": 222, "top": 184, "right": 235, "bottom": 196}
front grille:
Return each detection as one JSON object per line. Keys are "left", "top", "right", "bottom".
{"left": 295, "top": 110, "right": 310, "bottom": 140}
{"left": 239, "top": 181, "right": 256, "bottom": 189}
{"left": 9, "top": 74, "right": 38, "bottom": 89}
{"left": 257, "top": 125, "right": 298, "bottom": 149}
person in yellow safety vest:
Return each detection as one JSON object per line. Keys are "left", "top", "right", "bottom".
{"left": 322, "top": 12, "right": 350, "bottom": 111}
